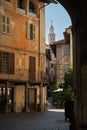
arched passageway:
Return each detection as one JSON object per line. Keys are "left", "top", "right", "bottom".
{"left": 0, "top": 0, "right": 87, "bottom": 129}
{"left": 56, "top": 0, "right": 87, "bottom": 130}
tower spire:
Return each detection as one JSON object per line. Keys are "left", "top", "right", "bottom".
{"left": 51, "top": 20, "right": 53, "bottom": 26}
{"left": 48, "top": 20, "right": 55, "bottom": 44}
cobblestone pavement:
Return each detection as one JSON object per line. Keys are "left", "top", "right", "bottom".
{"left": 0, "top": 109, "right": 70, "bottom": 130}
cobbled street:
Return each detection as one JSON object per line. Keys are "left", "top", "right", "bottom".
{"left": 0, "top": 109, "right": 70, "bottom": 130}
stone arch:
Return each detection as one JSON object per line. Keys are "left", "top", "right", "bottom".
{"left": 57, "top": 0, "right": 87, "bottom": 25}
{"left": 55, "top": 1, "right": 87, "bottom": 130}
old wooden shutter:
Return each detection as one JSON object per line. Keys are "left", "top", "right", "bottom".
{"left": 29, "top": 56, "right": 36, "bottom": 82}
{"left": 33, "top": 24, "right": 35, "bottom": 40}
{"left": 26, "top": 22, "right": 30, "bottom": 39}
{"left": 7, "top": 16, "right": 10, "bottom": 34}
{"left": 0, "top": 51, "right": 2, "bottom": 73}
{"left": 3, "top": 52, "right": 9, "bottom": 73}
{"left": 2, "top": 16, "right": 5, "bottom": 33}
{"left": 9, "top": 53, "right": 14, "bottom": 74}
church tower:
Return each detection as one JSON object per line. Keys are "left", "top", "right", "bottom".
{"left": 48, "top": 20, "right": 55, "bottom": 44}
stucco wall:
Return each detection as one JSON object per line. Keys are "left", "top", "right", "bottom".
{"left": 14, "top": 85, "right": 25, "bottom": 112}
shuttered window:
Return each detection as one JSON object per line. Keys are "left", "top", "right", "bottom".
{"left": 2, "top": 15, "right": 10, "bottom": 34}
{"left": 9, "top": 53, "right": 14, "bottom": 74}
{"left": 64, "top": 47, "right": 70, "bottom": 55}
{"left": 27, "top": 22, "right": 36, "bottom": 40}
{"left": 0, "top": 51, "right": 14, "bottom": 74}
{"left": 29, "top": 56, "right": 36, "bottom": 82}
{"left": 3, "top": 52, "right": 9, "bottom": 73}
{"left": 0, "top": 52, "right": 2, "bottom": 73}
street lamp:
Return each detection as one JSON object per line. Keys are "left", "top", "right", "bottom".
{"left": 38, "top": 0, "right": 58, "bottom": 111}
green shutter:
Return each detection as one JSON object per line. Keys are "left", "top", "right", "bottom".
{"left": 33, "top": 25, "right": 35, "bottom": 39}
{"left": 26, "top": 22, "right": 30, "bottom": 39}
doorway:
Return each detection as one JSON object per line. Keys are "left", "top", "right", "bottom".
{"left": 28, "top": 88, "right": 36, "bottom": 111}
{"left": 0, "top": 87, "right": 14, "bottom": 112}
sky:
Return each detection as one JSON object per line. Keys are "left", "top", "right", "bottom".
{"left": 45, "top": 2, "right": 72, "bottom": 44}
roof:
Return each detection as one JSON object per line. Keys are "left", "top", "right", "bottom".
{"left": 50, "top": 39, "right": 68, "bottom": 57}
{"left": 53, "top": 39, "right": 66, "bottom": 45}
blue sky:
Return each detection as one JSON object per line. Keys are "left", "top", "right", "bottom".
{"left": 45, "top": 2, "right": 72, "bottom": 44}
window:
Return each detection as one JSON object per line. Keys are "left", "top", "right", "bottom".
{"left": 29, "top": 1, "right": 35, "bottom": 13}
{"left": 63, "top": 56, "right": 70, "bottom": 62}
{"left": 50, "top": 69, "right": 54, "bottom": 76}
{"left": 27, "top": 22, "right": 36, "bottom": 40}
{"left": 64, "top": 47, "right": 70, "bottom": 55}
{"left": 2, "top": 16, "right": 10, "bottom": 34}
{"left": 51, "top": 63, "right": 53, "bottom": 68}
{"left": 17, "top": 0, "right": 25, "bottom": 10}
{"left": 50, "top": 77, "right": 54, "bottom": 83}
{"left": 0, "top": 51, "right": 14, "bottom": 74}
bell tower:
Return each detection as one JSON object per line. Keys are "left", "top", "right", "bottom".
{"left": 48, "top": 20, "right": 55, "bottom": 44}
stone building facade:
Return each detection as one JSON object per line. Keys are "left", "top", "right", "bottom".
{"left": 56, "top": 39, "right": 70, "bottom": 84}
{"left": 0, "top": 0, "right": 47, "bottom": 112}
{"left": 51, "top": 26, "right": 72, "bottom": 84}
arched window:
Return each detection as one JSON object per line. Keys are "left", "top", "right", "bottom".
{"left": 29, "top": 1, "right": 35, "bottom": 13}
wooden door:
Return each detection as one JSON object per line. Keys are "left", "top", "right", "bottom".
{"left": 28, "top": 88, "right": 36, "bottom": 111}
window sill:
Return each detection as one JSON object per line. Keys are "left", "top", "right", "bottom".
{"left": 16, "top": 8, "right": 25, "bottom": 15}
{"left": 2, "top": 32, "right": 10, "bottom": 36}
{"left": 27, "top": 12, "right": 36, "bottom": 18}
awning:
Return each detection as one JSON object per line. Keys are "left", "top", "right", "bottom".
{"left": 53, "top": 88, "right": 63, "bottom": 92}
